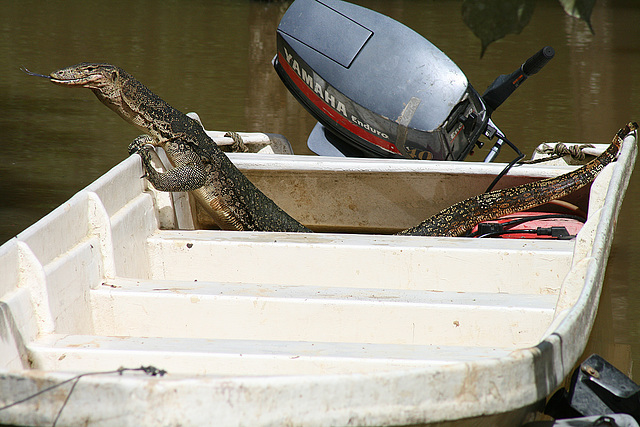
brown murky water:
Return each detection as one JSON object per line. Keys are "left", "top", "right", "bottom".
{"left": 2, "top": 0, "right": 640, "bottom": 380}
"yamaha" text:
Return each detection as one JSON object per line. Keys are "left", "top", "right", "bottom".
{"left": 282, "top": 47, "right": 348, "bottom": 118}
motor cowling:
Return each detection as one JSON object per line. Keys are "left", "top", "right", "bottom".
{"left": 273, "top": 0, "right": 489, "bottom": 161}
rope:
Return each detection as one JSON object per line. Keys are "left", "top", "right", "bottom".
{"left": 522, "top": 143, "right": 595, "bottom": 164}
{"left": 224, "top": 131, "right": 249, "bottom": 153}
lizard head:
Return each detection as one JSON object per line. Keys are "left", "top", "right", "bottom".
{"left": 45, "top": 63, "right": 148, "bottom": 128}
{"left": 48, "top": 62, "right": 122, "bottom": 89}
{"left": 25, "top": 63, "right": 174, "bottom": 136}
{"left": 49, "top": 63, "right": 128, "bottom": 110}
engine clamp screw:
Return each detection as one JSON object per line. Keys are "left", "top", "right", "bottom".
{"left": 581, "top": 364, "right": 600, "bottom": 379}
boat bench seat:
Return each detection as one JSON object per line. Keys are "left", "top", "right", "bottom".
{"left": 25, "top": 271, "right": 558, "bottom": 376}
{"left": 89, "top": 277, "right": 557, "bottom": 348}
{"left": 22, "top": 227, "right": 573, "bottom": 376}
{"left": 28, "top": 333, "right": 516, "bottom": 376}
{"left": 15, "top": 223, "right": 576, "bottom": 377}
{"left": 141, "top": 229, "right": 576, "bottom": 295}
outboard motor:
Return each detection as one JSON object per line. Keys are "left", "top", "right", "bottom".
{"left": 273, "top": 0, "right": 554, "bottom": 164}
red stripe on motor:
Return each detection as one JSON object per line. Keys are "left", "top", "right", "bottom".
{"left": 278, "top": 52, "right": 400, "bottom": 155}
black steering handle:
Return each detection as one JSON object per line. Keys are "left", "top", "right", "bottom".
{"left": 522, "top": 46, "right": 555, "bottom": 76}
{"left": 482, "top": 46, "right": 555, "bottom": 114}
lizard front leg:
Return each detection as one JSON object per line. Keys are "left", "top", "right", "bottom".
{"left": 130, "top": 139, "right": 208, "bottom": 192}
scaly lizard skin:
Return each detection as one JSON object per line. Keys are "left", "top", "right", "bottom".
{"left": 399, "top": 122, "right": 637, "bottom": 236}
{"left": 25, "top": 64, "right": 635, "bottom": 237}
{"left": 42, "top": 63, "right": 311, "bottom": 232}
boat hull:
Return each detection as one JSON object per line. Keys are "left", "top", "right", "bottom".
{"left": 0, "top": 134, "right": 636, "bottom": 426}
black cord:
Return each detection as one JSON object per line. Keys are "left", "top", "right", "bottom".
{"left": 484, "top": 135, "right": 525, "bottom": 193}
{"left": 476, "top": 228, "right": 539, "bottom": 238}
{"left": 467, "top": 213, "right": 585, "bottom": 238}
{"left": 475, "top": 226, "right": 573, "bottom": 239}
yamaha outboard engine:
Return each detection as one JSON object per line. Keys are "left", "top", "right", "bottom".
{"left": 273, "top": 0, "right": 554, "bottom": 164}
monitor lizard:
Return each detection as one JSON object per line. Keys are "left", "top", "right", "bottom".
{"left": 26, "top": 63, "right": 310, "bottom": 233}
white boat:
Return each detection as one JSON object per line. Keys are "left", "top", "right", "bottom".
{"left": 0, "top": 130, "right": 636, "bottom": 426}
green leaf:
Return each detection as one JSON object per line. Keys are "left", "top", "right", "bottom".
{"left": 557, "top": 0, "right": 596, "bottom": 33}
{"left": 461, "top": 0, "right": 536, "bottom": 57}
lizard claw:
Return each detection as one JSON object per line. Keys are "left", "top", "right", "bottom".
{"left": 128, "top": 135, "right": 155, "bottom": 155}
